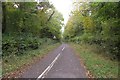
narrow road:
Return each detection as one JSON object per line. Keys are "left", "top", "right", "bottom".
{"left": 20, "top": 44, "right": 87, "bottom": 78}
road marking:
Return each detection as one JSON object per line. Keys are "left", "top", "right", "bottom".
{"left": 62, "top": 47, "right": 65, "bottom": 51}
{"left": 36, "top": 53, "right": 61, "bottom": 80}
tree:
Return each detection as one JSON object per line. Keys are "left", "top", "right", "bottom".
{"left": 64, "top": 2, "right": 120, "bottom": 58}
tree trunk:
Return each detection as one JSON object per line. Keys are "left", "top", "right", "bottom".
{"left": 2, "top": 2, "right": 6, "bottom": 33}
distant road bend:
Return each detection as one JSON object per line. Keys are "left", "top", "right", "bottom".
{"left": 20, "top": 44, "right": 87, "bottom": 78}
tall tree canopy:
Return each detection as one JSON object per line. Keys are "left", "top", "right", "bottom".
{"left": 64, "top": 2, "right": 120, "bottom": 58}
{"left": 2, "top": 1, "right": 64, "bottom": 40}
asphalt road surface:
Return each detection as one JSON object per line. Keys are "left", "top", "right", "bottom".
{"left": 20, "top": 44, "right": 87, "bottom": 79}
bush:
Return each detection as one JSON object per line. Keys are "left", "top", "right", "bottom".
{"left": 2, "top": 35, "right": 39, "bottom": 56}
{"left": 2, "top": 34, "right": 58, "bottom": 57}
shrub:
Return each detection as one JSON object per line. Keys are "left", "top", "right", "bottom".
{"left": 2, "top": 34, "right": 58, "bottom": 57}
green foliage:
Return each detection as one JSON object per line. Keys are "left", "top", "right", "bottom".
{"left": 2, "top": 1, "right": 63, "bottom": 57}
{"left": 2, "top": 1, "right": 63, "bottom": 76}
{"left": 2, "top": 33, "right": 58, "bottom": 57}
{"left": 3, "top": 2, "right": 63, "bottom": 39}
{"left": 63, "top": 2, "right": 120, "bottom": 59}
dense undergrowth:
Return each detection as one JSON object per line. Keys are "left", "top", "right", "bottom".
{"left": 2, "top": 33, "right": 58, "bottom": 57}
{"left": 67, "top": 36, "right": 119, "bottom": 61}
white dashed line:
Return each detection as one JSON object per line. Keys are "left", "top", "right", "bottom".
{"left": 62, "top": 47, "right": 65, "bottom": 51}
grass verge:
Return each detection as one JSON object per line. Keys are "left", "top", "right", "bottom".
{"left": 71, "top": 43, "right": 118, "bottom": 78}
{"left": 2, "top": 43, "right": 61, "bottom": 77}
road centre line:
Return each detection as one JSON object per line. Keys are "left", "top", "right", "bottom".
{"left": 37, "top": 46, "right": 65, "bottom": 79}
{"left": 62, "top": 47, "right": 65, "bottom": 51}
{"left": 36, "top": 53, "right": 61, "bottom": 79}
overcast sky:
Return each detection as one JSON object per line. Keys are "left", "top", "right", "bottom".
{"left": 49, "top": 0, "right": 74, "bottom": 25}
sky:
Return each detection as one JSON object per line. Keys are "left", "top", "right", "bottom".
{"left": 49, "top": 0, "right": 74, "bottom": 33}
{"left": 49, "top": 0, "right": 74, "bottom": 25}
